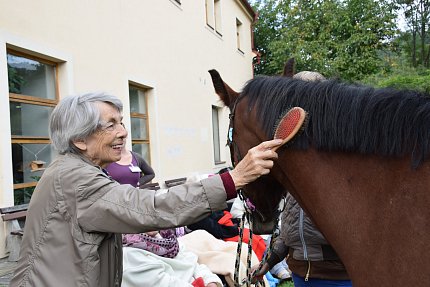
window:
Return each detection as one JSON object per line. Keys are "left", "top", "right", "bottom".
{"left": 212, "top": 105, "right": 222, "bottom": 164}
{"left": 236, "top": 18, "right": 244, "bottom": 53}
{"left": 206, "top": 0, "right": 222, "bottom": 35}
{"left": 129, "top": 85, "right": 151, "bottom": 164}
{"left": 8, "top": 51, "right": 59, "bottom": 205}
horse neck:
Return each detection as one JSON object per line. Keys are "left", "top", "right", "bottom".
{"left": 272, "top": 147, "right": 430, "bottom": 287}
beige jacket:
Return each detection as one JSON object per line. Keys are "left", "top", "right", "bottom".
{"left": 10, "top": 153, "right": 228, "bottom": 287}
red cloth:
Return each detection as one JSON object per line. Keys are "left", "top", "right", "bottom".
{"left": 192, "top": 277, "right": 205, "bottom": 287}
{"left": 218, "top": 211, "right": 266, "bottom": 260}
{"left": 217, "top": 211, "right": 235, "bottom": 226}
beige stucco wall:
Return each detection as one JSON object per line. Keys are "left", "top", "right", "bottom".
{"left": 0, "top": 0, "right": 255, "bottom": 256}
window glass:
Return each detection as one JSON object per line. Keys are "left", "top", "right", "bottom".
{"left": 131, "top": 117, "right": 148, "bottom": 140}
{"left": 7, "top": 54, "right": 56, "bottom": 100}
{"left": 12, "top": 143, "right": 57, "bottom": 205}
{"left": 212, "top": 106, "right": 221, "bottom": 163}
{"left": 206, "top": 0, "right": 215, "bottom": 28}
{"left": 236, "top": 18, "right": 243, "bottom": 52}
{"left": 12, "top": 143, "right": 56, "bottom": 185}
{"left": 132, "top": 143, "right": 150, "bottom": 163}
{"left": 129, "top": 86, "right": 147, "bottom": 114}
{"left": 14, "top": 187, "right": 34, "bottom": 205}
{"left": 10, "top": 101, "right": 53, "bottom": 137}
{"left": 214, "top": 0, "right": 222, "bottom": 34}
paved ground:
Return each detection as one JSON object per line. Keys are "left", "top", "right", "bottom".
{"left": 0, "top": 257, "right": 16, "bottom": 286}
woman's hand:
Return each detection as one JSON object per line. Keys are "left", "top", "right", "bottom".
{"left": 250, "top": 262, "right": 270, "bottom": 284}
{"left": 145, "top": 231, "right": 159, "bottom": 237}
{"left": 230, "top": 139, "right": 282, "bottom": 189}
{"left": 205, "top": 283, "right": 218, "bottom": 287}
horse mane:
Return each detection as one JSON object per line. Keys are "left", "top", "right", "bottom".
{"left": 242, "top": 76, "right": 430, "bottom": 167}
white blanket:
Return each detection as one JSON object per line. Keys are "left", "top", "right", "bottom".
{"left": 122, "top": 242, "right": 222, "bottom": 287}
{"left": 178, "top": 230, "right": 269, "bottom": 287}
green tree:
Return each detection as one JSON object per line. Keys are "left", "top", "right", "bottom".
{"left": 396, "top": 0, "right": 430, "bottom": 67}
{"left": 252, "top": 0, "right": 399, "bottom": 81}
{"left": 268, "top": 0, "right": 342, "bottom": 77}
{"left": 7, "top": 64, "right": 24, "bottom": 93}
{"left": 333, "top": 0, "right": 399, "bottom": 79}
{"left": 252, "top": 0, "right": 289, "bottom": 75}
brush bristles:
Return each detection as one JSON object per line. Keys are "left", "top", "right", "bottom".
{"left": 272, "top": 107, "right": 308, "bottom": 150}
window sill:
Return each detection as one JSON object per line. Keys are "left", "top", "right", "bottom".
{"left": 205, "top": 25, "right": 223, "bottom": 39}
{"left": 169, "top": 0, "right": 182, "bottom": 9}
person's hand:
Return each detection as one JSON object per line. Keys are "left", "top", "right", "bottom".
{"left": 230, "top": 139, "right": 282, "bottom": 189}
{"left": 249, "top": 262, "right": 270, "bottom": 284}
{"left": 145, "top": 231, "right": 159, "bottom": 237}
{"left": 205, "top": 283, "right": 218, "bottom": 287}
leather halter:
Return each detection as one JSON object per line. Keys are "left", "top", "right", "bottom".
{"left": 227, "top": 95, "right": 245, "bottom": 168}
{"left": 227, "top": 94, "right": 285, "bottom": 287}
{"left": 227, "top": 96, "right": 267, "bottom": 216}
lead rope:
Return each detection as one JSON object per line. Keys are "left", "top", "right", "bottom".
{"left": 233, "top": 206, "right": 264, "bottom": 286}
{"left": 246, "top": 211, "right": 254, "bottom": 286}
{"left": 233, "top": 194, "right": 255, "bottom": 287}
{"left": 234, "top": 211, "right": 246, "bottom": 286}
{"left": 234, "top": 195, "right": 286, "bottom": 287}
{"left": 234, "top": 210, "right": 259, "bottom": 287}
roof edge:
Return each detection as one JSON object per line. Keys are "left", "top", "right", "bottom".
{"left": 239, "top": 0, "right": 256, "bottom": 20}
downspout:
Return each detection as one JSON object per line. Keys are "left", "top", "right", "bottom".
{"left": 240, "top": 0, "right": 259, "bottom": 77}
{"left": 250, "top": 12, "right": 260, "bottom": 77}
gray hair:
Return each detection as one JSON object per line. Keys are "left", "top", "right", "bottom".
{"left": 49, "top": 92, "right": 123, "bottom": 154}
{"left": 293, "top": 71, "right": 326, "bottom": 81}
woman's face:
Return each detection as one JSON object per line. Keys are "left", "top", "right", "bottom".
{"left": 75, "top": 102, "right": 128, "bottom": 167}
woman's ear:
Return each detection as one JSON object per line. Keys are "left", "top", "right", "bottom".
{"left": 73, "top": 140, "right": 87, "bottom": 151}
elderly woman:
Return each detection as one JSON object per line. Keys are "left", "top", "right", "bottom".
{"left": 10, "top": 92, "right": 282, "bottom": 287}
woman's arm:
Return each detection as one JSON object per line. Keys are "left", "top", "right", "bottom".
{"left": 132, "top": 151, "right": 156, "bottom": 185}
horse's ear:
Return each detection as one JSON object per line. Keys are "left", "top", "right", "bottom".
{"left": 208, "top": 69, "right": 240, "bottom": 107}
{"left": 282, "top": 57, "right": 296, "bottom": 78}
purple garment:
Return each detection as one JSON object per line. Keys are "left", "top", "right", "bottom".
{"left": 122, "top": 229, "right": 180, "bottom": 258}
{"left": 175, "top": 227, "right": 186, "bottom": 237}
{"left": 105, "top": 153, "right": 140, "bottom": 187}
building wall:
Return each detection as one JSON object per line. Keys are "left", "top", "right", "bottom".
{"left": 0, "top": 0, "right": 255, "bottom": 256}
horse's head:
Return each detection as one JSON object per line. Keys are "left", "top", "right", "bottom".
{"left": 208, "top": 61, "right": 326, "bottom": 234}
{"left": 208, "top": 69, "right": 285, "bottom": 234}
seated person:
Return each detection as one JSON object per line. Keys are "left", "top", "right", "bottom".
{"left": 187, "top": 210, "right": 239, "bottom": 240}
{"left": 122, "top": 229, "right": 222, "bottom": 287}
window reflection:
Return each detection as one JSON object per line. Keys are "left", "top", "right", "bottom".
{"left": 129, "top": 86, "right": 147, "bottom": 114}
{"left": 131, "top": 117, "right": 148, "bottom": 140}
{"left": 132, "top": 143, "right": 150, "bottom": 163}
{"left": 10, "top": 102, "right": 53, "bottom": 137}
{"left": 7, "top": 53, "right": 57, "bottom": 100}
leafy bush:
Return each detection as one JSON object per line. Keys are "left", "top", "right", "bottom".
{"left": 362, "top": 67, "right": 430, "bottom": 93}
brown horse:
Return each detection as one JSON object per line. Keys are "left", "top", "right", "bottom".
{"left": 209, "top": 67, "right": 430, "bottom": 287}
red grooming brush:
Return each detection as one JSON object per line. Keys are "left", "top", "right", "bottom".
{"left": 272, "top": 107, "right": 307, "bottom": 152}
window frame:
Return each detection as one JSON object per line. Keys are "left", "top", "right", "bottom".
{"left": 129, "top": 84, "right": 151, "bottom": 164}
{"left": 7, "top": 49, "right": 59, "bottom": 201}
{"left": 212, "top": 105, "right": 225, "bottom": 165}
{"left": 236, "top": 18, "right": 244, "bottom": 54}
{"left": 206, "top": 0, "right": 223, "bottom": 36}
